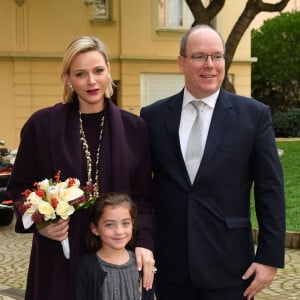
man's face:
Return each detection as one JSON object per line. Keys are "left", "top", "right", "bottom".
{"left": 178, "top": 28, "right": 225, "bottom": 99}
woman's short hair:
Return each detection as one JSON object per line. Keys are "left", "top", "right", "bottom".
{"left": 61, "top": 36, "right": 114, "bottom": 103}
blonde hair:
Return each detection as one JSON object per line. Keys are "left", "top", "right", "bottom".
{"left": 61, "top": 36, "right": 114, "bottom": 103}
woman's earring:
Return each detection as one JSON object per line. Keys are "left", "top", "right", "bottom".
{"left": 68, "top": 83, "right": 73, "bottom": 90}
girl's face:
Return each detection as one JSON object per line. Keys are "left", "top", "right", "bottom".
{"left": 91, "top": 203, "right": 133, "bottom": 252}
{"left": 68, "top": 50, "right": 110, "bottom": 113}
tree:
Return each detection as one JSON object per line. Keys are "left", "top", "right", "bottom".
{"left": 251, "top": 11, "right": 300, "bottom": 113}
{"left": 185, "top": 0, "right": 290, "bottom": 93}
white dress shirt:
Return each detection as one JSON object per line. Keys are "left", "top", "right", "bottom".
{"left": 179, "top": 88, "right": 219, "bottom": 159}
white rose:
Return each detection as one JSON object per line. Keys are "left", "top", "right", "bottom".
{"left": 27, "top": 192, "right": 43, "bottom": 206}
{"left": 38, "top": 201, "right": 56, "bottom": 221}
{"left": 55, "top": 201, "right": 75, "bottom": 219}
{"left": 57, "top": 181, "right": 68, "bottom": 190}
{"left": 38, "top": 179, "right": 50, "bottom": 191}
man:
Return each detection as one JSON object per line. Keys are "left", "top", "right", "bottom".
{"left": 140, "top": 25, "right": 285, "bottom": 300}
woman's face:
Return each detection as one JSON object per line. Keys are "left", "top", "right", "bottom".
{"left": 68, "top": 50, "right": 110, "bottom": 113}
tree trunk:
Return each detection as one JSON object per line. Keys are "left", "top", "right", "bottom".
{"left": 222, "top": 76, "right": 236, "bottom": 93}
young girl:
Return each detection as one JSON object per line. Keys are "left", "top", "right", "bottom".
{"left": 74, "top": 193, "right": 155, "bottom": 300}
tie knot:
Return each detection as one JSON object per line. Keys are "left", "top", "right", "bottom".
{"left": 191, "top": 100, "right": 204, "bottom": 112}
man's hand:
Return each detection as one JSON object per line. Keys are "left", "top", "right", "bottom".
{"left": 242, "top": 262, "right": 277, "bottom": 300}
{"left": 135, "top": 247, "right": 155, "bottom": 290}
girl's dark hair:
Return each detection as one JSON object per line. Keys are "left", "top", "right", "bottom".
{"left": 86, "top": 192, "right": 137, "bottom": 252}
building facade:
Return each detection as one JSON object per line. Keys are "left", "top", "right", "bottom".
{"left": 1, "top": 0, "right": 262, "bottom": 148}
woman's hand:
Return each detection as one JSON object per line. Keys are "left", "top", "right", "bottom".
{"left": 38, "top": 218, "right": 70, "bottom": 241}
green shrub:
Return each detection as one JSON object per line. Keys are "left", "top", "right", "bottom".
{"left": 251, "top": 141, "right": 300, "bottom": 231}
{"left": 273, "top": 108, "right": 300, "bottom": 137}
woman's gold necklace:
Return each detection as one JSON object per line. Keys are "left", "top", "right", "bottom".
{"left": 79, "top": 111, "right": 105, "bottom": 198}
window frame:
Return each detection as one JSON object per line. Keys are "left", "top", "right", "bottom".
{"left": 158, "top": 0, "right": 194, "bottom": 30}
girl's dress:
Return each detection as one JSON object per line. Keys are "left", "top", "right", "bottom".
{"left": 74, "top": 250, "right": 154, "bottom": 300}
{"left": 98, "top": 250, "right": 141, "bottom": 300}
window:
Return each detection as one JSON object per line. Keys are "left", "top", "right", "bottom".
{"left": 141, "top": 73, "right": 184, "bottom": 106}
{"left": 158, "top": 0, "right": 194, "bottom": 29}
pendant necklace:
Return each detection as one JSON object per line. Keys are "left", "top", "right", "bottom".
{"left": 79, "top": 111, "right": 105, "bottom": 198}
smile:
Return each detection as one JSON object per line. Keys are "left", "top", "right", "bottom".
{"left": 201, "top": 75, "right": 215, "bottom": 78}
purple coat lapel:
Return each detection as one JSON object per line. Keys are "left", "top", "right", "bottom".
{"left": 49, "top": 99, "right": 130, "bottom": 193}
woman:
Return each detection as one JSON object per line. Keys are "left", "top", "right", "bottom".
{"left": 7, "top": 36, "right": 154, "bottom": 300}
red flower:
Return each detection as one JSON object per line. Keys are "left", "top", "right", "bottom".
{"left": 35, "top": 189, "right": 45, "bottom": 198}
{"left": 22, "top": 189, "right": 32, "bottom": 198}
{"left": 67, "top": 178, "right": 76, "bottom": 188}
{"left": 51, "top": 198, "right": 58, "bottom": 209}
{"left": 32, "top": 210, "right": 44, "bottom": 224}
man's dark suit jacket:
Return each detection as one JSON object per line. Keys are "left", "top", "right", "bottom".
{"left": 140, "top": 88, "right": 285, "bottom": 289}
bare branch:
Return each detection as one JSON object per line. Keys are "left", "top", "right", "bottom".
{"left": 255, "top": 0, "right": 291, "bottom": 12}
{"left": 185, "top": 0, "right": 225, "bottom": 25}
{"left": 225, "top": 0, "right": 290, "bottom": 73}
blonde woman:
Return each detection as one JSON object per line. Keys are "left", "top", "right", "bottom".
{"left": 8, "top": 36, "right": 154, "bottom": 300}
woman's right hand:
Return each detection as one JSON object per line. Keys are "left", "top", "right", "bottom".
{"left": 38, "top": 218, "right": 70, "bottom": 241}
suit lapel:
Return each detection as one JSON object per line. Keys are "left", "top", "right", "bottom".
{"left": 163, "top": 89, "right": 233, "bottom": 186}
{"left": 166, "top": 94, "right": 182, "bottom": 143}
{"left": 200, "top": 89, "right": 233, "bottom": 170}
{"left": 165, "top": 91, "right": 191, "bottom": 183}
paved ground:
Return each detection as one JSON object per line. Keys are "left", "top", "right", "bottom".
{"left": 1, "top": 219, "right": 300, "bottom": 300}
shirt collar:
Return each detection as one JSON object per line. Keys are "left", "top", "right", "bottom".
{"left": 182, "top": 88, "right": 219, "bottom": 110}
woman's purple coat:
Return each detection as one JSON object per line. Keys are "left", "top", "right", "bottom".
{"left": 7, "top": 99, "right": 153, "bottom": 300}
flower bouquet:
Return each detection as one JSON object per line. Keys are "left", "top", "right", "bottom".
{"left": 16, "top": 171, "right": 94, "bottom": 259}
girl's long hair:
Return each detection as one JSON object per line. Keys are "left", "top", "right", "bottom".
{"left": 86, "top": 192, "right": 138, "bottom": 252}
